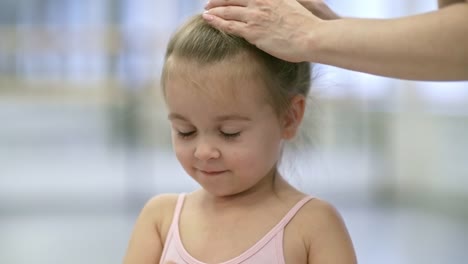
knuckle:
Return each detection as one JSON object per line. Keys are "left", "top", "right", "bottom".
{"left": 251, "top": 11, "right": 268, "bottom": 23}
{"left": 223, "top": 6, "right": 232, "bottom": 18}
{"left": 222, "top": 0, "right": 236, "bottom": 5}
{"left": 253, "top": 0, "right": 265, "bottom": 6}
{"left": 250, "top": 11, "right": 259, "bottom": 20}
{"left": 225, "top": 21, "right": 236, "bottom": 33}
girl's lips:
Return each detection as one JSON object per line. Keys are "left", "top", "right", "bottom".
{"left": 199, "top": 169, "right": 227, "bottom": 176}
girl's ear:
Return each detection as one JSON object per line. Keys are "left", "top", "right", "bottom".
{"left": 282, "top": 95, "right": 306, "bottom": 139}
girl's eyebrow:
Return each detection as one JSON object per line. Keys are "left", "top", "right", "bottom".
{"left": 168, "top": 113, "right": 251, "bottom": 122}
{"left": 215, "top": 115, "right": 251, "bottom": 122}
{"left": 168, "top": 113, "right": 189, "bottom": 121}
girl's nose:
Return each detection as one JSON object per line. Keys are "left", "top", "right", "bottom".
{"left": 194, "top": 138, "right": 220, "bottom": 161}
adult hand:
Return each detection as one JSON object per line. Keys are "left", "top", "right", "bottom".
{"left": 203, "top": 0, "right": 326, "bottom": 62}
{"left": 298, "top": 0, "right": 340, "bottom": 20}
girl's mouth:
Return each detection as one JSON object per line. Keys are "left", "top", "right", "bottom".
{"left": 199, "top": 170, "right": 227, "bottom": 176}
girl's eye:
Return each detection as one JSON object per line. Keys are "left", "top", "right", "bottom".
{"left": 220, "top": 131, "right": 241, "bottom": 139}
{"left": 177, "top": 131, "right": 196, "bottom": 139}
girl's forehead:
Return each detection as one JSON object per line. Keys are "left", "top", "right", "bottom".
{"left": 167, "top": 54, "right": 259, "bottom": 79}
{"left": 165, "top": 56, "right": 269, "bottom": 103}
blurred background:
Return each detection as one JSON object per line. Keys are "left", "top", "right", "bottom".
{"left": 0, "top": 0, "right": 467, "bottom": 263}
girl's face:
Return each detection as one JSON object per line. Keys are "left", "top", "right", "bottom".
{"left": 164, "top": 58, "right": 286, "bottom": 197}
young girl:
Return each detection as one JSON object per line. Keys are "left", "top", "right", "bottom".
{"left": 123, "top": 15, "right": 356, "bottom": 264}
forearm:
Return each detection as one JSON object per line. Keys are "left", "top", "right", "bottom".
{"left": 309, "top": 3, "right": 468, "bottom": 81}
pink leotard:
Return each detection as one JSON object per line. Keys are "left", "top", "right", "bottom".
{"left": 159, "top": 193, "right": 313, "bottom": 264}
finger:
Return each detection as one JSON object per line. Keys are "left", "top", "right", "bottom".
{"left": 205, "top": 0, "right": 247, "bottom": 10}
{"left": 298, "top": 0, "right": 340, "bottom": 20}
{"left": 202, "top": 13, "right": 246, "bottom": 36}
{"left": 204, "top": 6, "right": 247, "bottom": 22}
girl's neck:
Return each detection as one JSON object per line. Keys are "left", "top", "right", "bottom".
{"left": 195, "top": 171, "right": 295, "bottom": 212}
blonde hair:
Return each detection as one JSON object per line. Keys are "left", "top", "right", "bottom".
{"left": 161, "top": 15, "right": 311, "bottom": 116}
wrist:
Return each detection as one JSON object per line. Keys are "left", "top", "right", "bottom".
{"left": 302, "top": 19, "right": 330, "bottom": 63}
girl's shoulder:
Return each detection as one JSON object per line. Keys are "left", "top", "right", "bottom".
{"left": 143, "top": 193, "right": 180, "bottom": 215}
{"left": 141, "top": 193, "right": 180, "bottom": 242}
{"left": 294, "top": 197, "right": 343, "bottom": 226}
{"left": 123, "top": 194, "right": 181, "bottom": 263}
{"left": 288, "top": 197, "right": 357, "bottom": 263}
{"left": 280, "top": 190, "right": 341, "bottom": 226}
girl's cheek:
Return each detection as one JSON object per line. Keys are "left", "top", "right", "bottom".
{"left": 173, "top": 142, "right": 188, "bottom": 160}
{"left": 230, "top": 149, "right": 248, "bottom": 164}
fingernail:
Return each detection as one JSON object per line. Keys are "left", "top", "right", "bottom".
{"left": 204, "top": 1, "right": 210, "bottom": 10}
{"left": 202, "top": 12, "right": 213, "bottom": 21}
